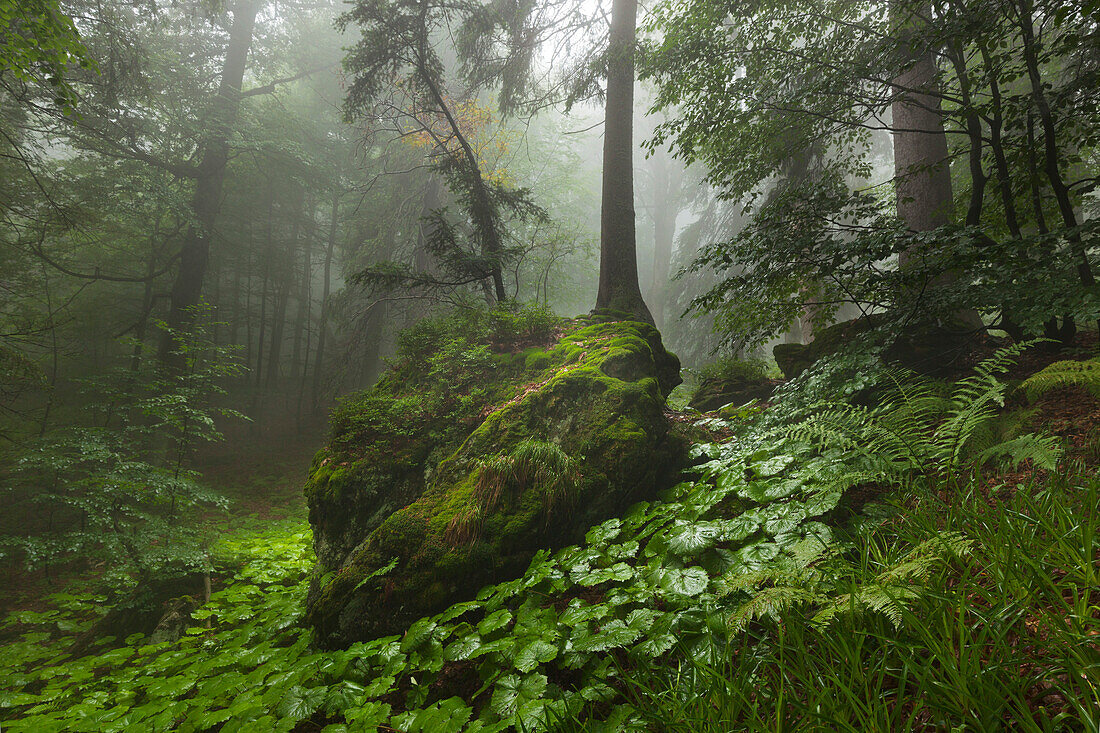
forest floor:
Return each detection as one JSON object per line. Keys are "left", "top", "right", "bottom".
{"left": 2, "top": 340, "right": 1099, "bottom": 731}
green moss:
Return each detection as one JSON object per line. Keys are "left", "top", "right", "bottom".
{"left": 524, "top": 349, "right": 552, "bottom": 371}
{"left": 305, "top": 313, "right": 686, "bottom": 646}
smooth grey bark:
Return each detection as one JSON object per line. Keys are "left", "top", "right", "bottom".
{"left": 594, "top": 0, "right": 653, "bottom": 324}
{"left": 892, "top": 51, "right": 953, "bottom": 239}
{"left": 891, "top": 5, "right": 986, "bottom": 332}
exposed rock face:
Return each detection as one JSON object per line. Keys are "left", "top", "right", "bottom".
{"left": 304, "top": 317, "right": 685, "bottom": 647}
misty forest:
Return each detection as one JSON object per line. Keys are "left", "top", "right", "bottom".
{"left": 2, "top": 0, "right": 1100, "bottom": 727}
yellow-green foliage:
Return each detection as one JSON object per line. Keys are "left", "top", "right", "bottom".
{"left": 1019, "top": 358, "right": 1100, "bottom": 402}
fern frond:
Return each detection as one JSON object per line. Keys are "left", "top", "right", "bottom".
{"left": 813, "top": 584, "right": 921, "bottom": 628}
{"left": 876, "top": 532, "right": 973, "bottom": 585}
{"left": 974, "top": 434, "right": 1061, "bottom": 471}
{"left": 1019, "top": 359, "right": 1100, "bottom": 402}
{"left": 728, "top": 586, "right": 821, "bottom": 632}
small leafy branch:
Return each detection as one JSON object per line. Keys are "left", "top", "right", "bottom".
{"left": 1, "top": 306, "right": 247, "bottom": 579}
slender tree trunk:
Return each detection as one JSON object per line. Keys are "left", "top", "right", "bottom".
{"left": 254, "top": 198, "right": 272, "bottom": 389}
{"left": 295, "top": 220, "right": 313, "bottom": 431}
{"left": 649, "top": 204, "right": 676, "bottom": 330}
{"left": 594, "top": 0, "right": 653, "bottom": 324}
{"left": 646, "top": 152, "right": 678, "bottom": 330}
{"left": 290, "top": 202, "right": 313, "bottom": 382}
{"left": 1016, "top": 0, "right": 1094, "bottom": 345}
{"left": 265, "top": 265, "right": 292, "bottom": 391}
{"left": 312, "top": 189, "right": 340, "bottom": 412}
{"left": 130, "top": 225, "right": 161, "bottom": 374}
{"left": 946, "top": 45, "right": 985, "bottom": 228}
{"left": 978, "top": 44, "right": 1022, "bottom": 239}
{"left": 244, "top": 221, "right": 254, "bottom": 368}
{"left": 159, "top": 0, "right": 259, "bottom": 366}
{"left": 419, "top": 73, "right": 507, "bottom": 303}
{"left": 267, "top": 191, "right": 303, "bottom": 391}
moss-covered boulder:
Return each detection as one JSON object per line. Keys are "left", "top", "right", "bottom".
{"left": 773, "top": 314, "right": 977, "bottom": 380}
{"left": 304, "top": 314, "right": 685, "bottom": 647}
{"left": 688, "top": 358, "right": 776, "bottom": 412}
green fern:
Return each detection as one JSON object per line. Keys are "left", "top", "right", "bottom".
{"left": 784, "top": 343, "right": 1060, "bottom": 483}
{"left": 1019, "top": 358, "right": 1100, "bottom": 402}
{"left": 812, "top": 533, "right": 972, "bottom": 628}
{"left": 728, "top": 586, "right": 821, "bottom": 632}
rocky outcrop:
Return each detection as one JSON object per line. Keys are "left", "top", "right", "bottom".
{"left": 304, "top": 316, "right": 686, "bottom": 647}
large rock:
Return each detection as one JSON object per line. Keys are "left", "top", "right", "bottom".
{"left": 773, "top": 315, "right": 977, "bottom": 379}
{"left": 689, "top": 373, "right": 775, "bottom": 412}
{"left": 304, "top": 317, "right": 685, "bottom": 647}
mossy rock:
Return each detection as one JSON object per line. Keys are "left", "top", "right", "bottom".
{"left": 773, "top": 318, "right": 882, "bottom": 379}
{"left": 689, "top": 376, "right": 775, "bottom": 412}
{"left": 304, "top": 316, "right": 686, "bottom": 647}
{"left": 773, "top": 314, "right": 978, "bottom": 379}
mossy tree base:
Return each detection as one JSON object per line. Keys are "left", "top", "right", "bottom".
{"left": 304, "top": 314, "right": 684, "bottom": 647}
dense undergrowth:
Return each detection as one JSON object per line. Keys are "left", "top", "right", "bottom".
{"left": 2, "top": 350, "right": 1099, "bottom": 731}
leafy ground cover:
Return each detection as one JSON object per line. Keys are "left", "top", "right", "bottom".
{"left": 2, "top": 350, "right": 1099, "bottom": 731}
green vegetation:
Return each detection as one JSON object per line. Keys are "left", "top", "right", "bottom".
{"left": 3, "top": 348, "right": 1096, "bottom": 731}
{"left": 695, "top": 357, "right": 772, "bottom": 385}
{"left": 3, "top": 0, "right": 1100, "bottom": 726}
{"left": 1, "top": 316, "right": 245, "bottom": 579}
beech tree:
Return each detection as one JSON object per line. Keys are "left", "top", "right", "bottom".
{"left": 642, "top": 0, "right": 1100, "bottom": 347}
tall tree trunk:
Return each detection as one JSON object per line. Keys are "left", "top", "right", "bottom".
{"left": 265, "top": 260, "right": 293, "bottom": 391}
{"left": 312, "top": 189, "right": 340, "bottom": 412}
{"left": 594, "top": 0, "right": 653, "bottom": 324}
{"left": 254, "top": 195, "right": 273, "bottom": 389}
{"left": 1016, "top": 0, "right": 1094, "bottom": 331}
{"left": 946, "top": 44, "right": 986, "bottom": 228}
{"left": 158, "top": 0, "right": 259, "bottom": 366}
{"left": 290, "top": 202, "right": 313, "bottom": 382}
{"left": 892, "top": 45, "right": 953, "bottom": 238}
{"left": 978, "top": 44, "right": 1022, "bottom": 239}
{"left": 891, "top": 4, "right": 984, "bottom": 331}
{"left": 267, "top": 190, "right": 304, "bottom": 391}
{"left": 646, "top": 151, "right": 678, "bottom": 330}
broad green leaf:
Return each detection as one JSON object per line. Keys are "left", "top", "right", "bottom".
{"left": 659, "top": 566, "right": 710, "bottom": 597}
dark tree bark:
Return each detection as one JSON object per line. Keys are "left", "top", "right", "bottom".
{"left": 977, "top": 44, "right": 1022, "bottom": 239}
{"left": 594, "top": 0, "right": 653, "bottom": 324}
{"left": 1017, "top": 0, "right": 1094, "bottom": 301}
{"left": 290, "top": 205, "right": 313, "bottom": 383}
{"left": 158, "top": 0, "right": 260, "bottom": 366}
{"left": 946, "top": 44, "right": 986, "bottom": 228}
{"left": 419, "top": 73, "right": 507, "bottom": 304}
